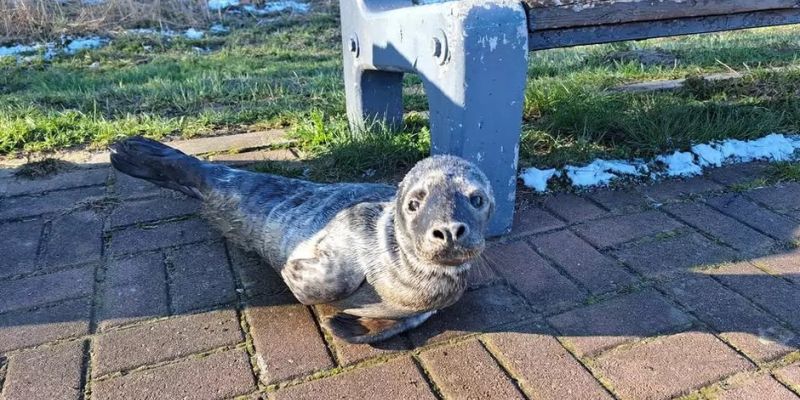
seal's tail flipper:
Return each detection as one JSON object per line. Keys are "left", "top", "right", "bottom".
{"left": 109, "top": 136, "right": 210, "bottom": 199}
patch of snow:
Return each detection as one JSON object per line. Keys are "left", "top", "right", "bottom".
{"left": 0, "top": 44, "right": 39, "bottom": 57}
{"left": 184, "top": 28, "right": 205, "bottom": 40}
{"left": 519, "top": 167, "right": 557, "bottom": 193}
{"left": 210, "top": 24, "right": 229, "bottom": 34}
{"left": 563, "top": 159, "right": 645, "bottom": 188}
{"left": 208, "top": 0, "right": 240, "bottom": 10}
{"left": 656, "top": 151, "right": 702, "bottom": 177}
{"left": 718, "top": 134, "right": 797, "bottom": 162}
{"left": 66, "top": 37, "right": 105, "bottom": 54}
{"left": 243, "top": 1, "right": 310, "bottom": 15}
{"left": 691, "top": 143, "right": 723, "bottom": 167}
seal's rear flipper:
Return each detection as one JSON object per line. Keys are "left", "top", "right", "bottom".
{"left": 109, "top": 136, "right": 211, "bottom": 199}
{"left": 323, "top": 311, "right": 435, "bottom": 344}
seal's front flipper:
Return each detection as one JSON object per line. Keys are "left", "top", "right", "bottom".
{"left": 323, "top": 311, "right": 435, "bottom": 344}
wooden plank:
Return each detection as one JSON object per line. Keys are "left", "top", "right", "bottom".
{"left": 528, "top": 8, "right": 800, "bottom": 50}
{"left": 525, "top": 0, "right": 800, "bottom": 30}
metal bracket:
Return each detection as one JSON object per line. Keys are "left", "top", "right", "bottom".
{"left": 340, "top": 0, "right": 530, "bottom": 236}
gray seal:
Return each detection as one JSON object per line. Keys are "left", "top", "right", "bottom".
{"left": 109, "top": 136, "right": 495, "bottom": 343}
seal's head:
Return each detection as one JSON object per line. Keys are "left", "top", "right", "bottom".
{"left": 395, "top": 155, "right": 495, "bottom": 266}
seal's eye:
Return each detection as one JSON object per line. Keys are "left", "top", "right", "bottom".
{"left": 470, "top": 194, "right": 484, "bottom": 209}
{"left": 408, "top": 200, "right": 420, "bottom": 212}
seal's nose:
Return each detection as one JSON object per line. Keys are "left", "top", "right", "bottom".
{"left": 429, "top": 222, "right": 469, "bottom": 245}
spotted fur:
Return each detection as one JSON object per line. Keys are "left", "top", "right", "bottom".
{"left": 109, "top": 136, "right": 495, "bottom": 343}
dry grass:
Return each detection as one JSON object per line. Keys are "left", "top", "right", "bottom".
{"left": 0, "top": 0, "right": 215, "bottom": 42}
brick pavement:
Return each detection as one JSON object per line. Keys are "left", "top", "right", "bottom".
{"left": 1, "top": 152, "right": 800, "bottom": 399}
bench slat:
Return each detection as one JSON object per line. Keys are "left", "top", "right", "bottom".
{"left": 528, "top": 8, "right": 800, "bottom": 50}
{"left": 525, "top": 0, "right": 799, "bottom": 30}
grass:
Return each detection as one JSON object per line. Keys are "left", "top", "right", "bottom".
{"left": 4, "top": 3, "right": 800, "bottom": 181}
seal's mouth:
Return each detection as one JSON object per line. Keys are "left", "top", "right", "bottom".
{"left": 427, "top": 244, "right": 484, "bottom": 266}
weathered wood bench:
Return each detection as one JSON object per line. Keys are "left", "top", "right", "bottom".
{"left": 338, "top": 0, "right": 800, "bottom": 235}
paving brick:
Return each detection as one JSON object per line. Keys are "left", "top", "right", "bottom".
{"left": 705, "top": 263, "right": 800, "bottom": 331}
{"left": 2, "top": 341, "right": 85, "bottom": 400}
{"left": 271, "top": 357, "right": 436, "bottom": 400}
{"left": 207, "top": 148, "right": 299, "bottom": 165}
{"left": 93, "top": 309, "right": 243, "bottom": 376}
{"left": 168, "top": 242, "right": 237, "bottom": 313}
{"left": 408, "top": 285, "right": 535, "bottom": 346}
{"left": 169, "top": 130, "right": 289, "bottom": 155}
{"left": 595, "top": 332, "right": 753, "bottom": 400}
{"left": 509, "top": 206, "right": 565, "bottom": 237}
{"left": 109, "top": 218, "right": 219, "bottom": 255}
{"left": 0, "top": 219, "right": 43, "bottom": 278}
{"left": 665, "top": 202, "right": 776, "bottom": 255}
{"left": 43, "top": 210, "right": 103, "bottom": 267}
{"left": 484, "top": 241, "right": 587, "bottom": 311}
{"left": 246, "top": 294, "right": 333, "bottom": 384}
{"left": 751, "top": 249, "right": 800, "bottom": 285}
{"left": 542, "top": 193, "right": 608, "bottom": 223}
{"left": 0, "top": 186, "right": 105, "bottom": 220}
{"left": 419, "top": 339, "right": 525, "bottom": 399}
{"left": 775, "top": 363, "right": 800, "bottom": 392}
{"left": 572, "top": 210, "right": 683, "bottom": 248}
{"left": 548, "top": 288, "right": 691, "bottom": 357}
{"left": 0, "top": 168, "right": 108, "bottom": 197}
{"left": 588, "top": 188, "right": 649, "bottom": 213}
{"left": 706, "top": 161, "right": 769, "bottom": 186}
{"left": 315, "top": 304, "right": 410, "bottom": 366}
{"left": 484, "top": 324, "right": 613, "bottom": 400}
{"left": 662, "top": 275, "right": 797, "bottom": 363}
{"left": 0, "top": 298, "right": 91, "bottom": 353}
{"left": 0, "top": 266, "right": 94, "bottom": 313}
{"left": 110, "top": 195, "right": 201, "bottom": 227}
{"left": 746, "top": 182, "right": 800, "bottom": 212}
{"left": 640, "top": 176, "right": 723, "bottom": 203}
{"left": 714, "top": 375, "right": 798, "bottom": 400}
{"left": 228, "top": 246, "right": 290, "bottom": 298}
{"left": 531, "top": 230, "right": 636, "bottom": 294}
{"left": 113, "top": 171, "right": 164, "bottom": 199}
{"left": 92, "top": 349, "right": 255, "bottom": 400}
{"left": 611, "top": 232, "right": 737, "bottom": 277}
{"left": 98, "top": 252, "right": 168, "bottom": 329}
{"left": 707, "top": 193, "right": 800, "bottom": 243}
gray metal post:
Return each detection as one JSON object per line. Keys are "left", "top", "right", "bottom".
{"left": 340, "top": 0, "right": 529, "bottom": 236}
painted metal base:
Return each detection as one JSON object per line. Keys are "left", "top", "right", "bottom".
{"left": 340, "top": 0, "right": 530, "bottom": 236}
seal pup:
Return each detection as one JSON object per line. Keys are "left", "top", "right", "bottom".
{"left": 109, "top": 136, "right": 494, "bottom": 343}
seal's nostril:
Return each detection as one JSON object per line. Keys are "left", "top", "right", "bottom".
{"left": 455, "top": 225, "right": 466, "bottom": 239}
{"left": 432, "top": 229, "right": 445, "bottom": 241}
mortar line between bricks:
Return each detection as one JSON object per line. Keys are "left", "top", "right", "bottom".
{"left": 409, "top": 354, "right": 445, "bottom": 400}
{"left": 548, "top": 328, "right": 622, "bottom": 399}
{"left": 78, "top": 339, "right": 91, "bottom": 400}
{"left": 644, "top": 281, "right": 768, "bottom": 369}
{"left": 475, "top": 337, "right": 533, "bottom": 400}
{"left": 737, "top": 187, "right": 800, "bottom": 223}
{"left": 746, "top": 258, "right": 800, "bottom": 288}
{"left": 307, "top": 305, "right": 342, "bottom": 367}
{"left": 0, "top": 354, "right": 7, "bottom": 398}
{"left": 0, "top": 260, "right": 104, "bottom": 285}
{"left": 161, "top": 251, "right": 175, "bottom": 317}
{"left": 90, "top": 342, "right": 249, "bottom": 383}
{"left": 705, "top": 268, "right": 800, "bottom": 337}
{"left": 773, "top": 369, "right": 800, "bottom": 396}
{"left": 0, "top": 183, "right": 108, "bottom": 201}
{"left": 523, "top": 238, "right": 596, "bottom": 298}
{"left": 222, "top": 240, "right": 263, "bottom": 389}
{"left": 702, "top": 193, "right": 796, "bottom": 244}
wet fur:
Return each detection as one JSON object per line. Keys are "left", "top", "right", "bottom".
{"left": 109, "top": 136, "right": 494, "bottom": 342}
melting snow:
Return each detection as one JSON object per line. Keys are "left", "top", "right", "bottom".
{"left": 519, "top": 168, "right": 557, "bottom": 193}
{"left": 0, "top": 44, "right": 39, "bottom": 57}
{"left": 210, "top": 24, "right": 229, "bottom": 34}
{"left": 184, "top": 28, "right": 205, "bottom": 40}
{"left": 208, "top": 0, "right": 240, "bottom": 10}
{"left": 242, "top": 1, "right": 310, "bottom": 15}
{"left": 520, "top": 133, "right": 800, "bottom": 192}
{"left": 65, "top": 37, "right": 106, "bottom": 54}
